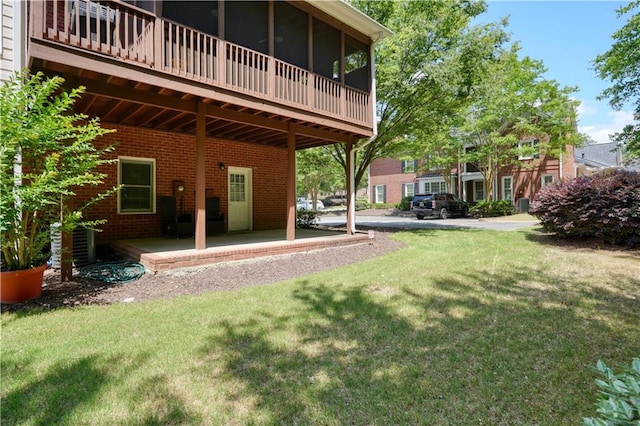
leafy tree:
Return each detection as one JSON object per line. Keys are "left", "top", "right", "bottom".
{"left": 593, "top": 1, "right": 640, "bottom": 161}
{"left": 296, "top": 148, "right": 340, "bottom": 210}
{"left": 0, "top": 71, "right": 116, "bottom": 271}
{"left": 404, "top": 122, "right": 463, "bottom": 194}
{"left": 325, "top": 0, "right": 508, "bottom": 189}
{"left": 457, "top": 46, "right": 583, "bottom": 202}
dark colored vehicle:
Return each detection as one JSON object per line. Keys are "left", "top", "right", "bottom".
{"left": 322, "top": 194, "right": 347, "bottom": 206}
{"left": 411, "top": 193, "right": 469, "bottom": 220}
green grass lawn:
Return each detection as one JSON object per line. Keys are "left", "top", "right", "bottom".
{"left": 2, "top": 228, "right": 639, "bottom": 425}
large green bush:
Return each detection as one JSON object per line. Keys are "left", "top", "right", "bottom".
{"left": 530, "top": 171, "right": 640, "bottom": 247}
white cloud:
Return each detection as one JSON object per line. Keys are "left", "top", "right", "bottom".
{"left": 576, "top": 99, "right": 598, "bottom": 118}
{"left": 577, "top": 100, "right": 635, "bottom": 144}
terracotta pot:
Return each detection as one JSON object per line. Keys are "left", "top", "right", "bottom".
{"left": 0, "top": 263, "right": 47, "bottom": 304}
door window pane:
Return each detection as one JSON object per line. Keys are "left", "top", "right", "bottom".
{"left": 230, "top": 173, "right": 246, "bottom": 202}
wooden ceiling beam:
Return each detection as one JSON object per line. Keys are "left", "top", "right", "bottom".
{"left": 64, "top": 76, "right": 352, "bottom": 144}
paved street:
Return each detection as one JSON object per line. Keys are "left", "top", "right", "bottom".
{"left": 318, "top": 210, "right": 540, "bottom": 232}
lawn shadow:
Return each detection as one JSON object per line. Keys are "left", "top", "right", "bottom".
{"left": 195, "top": 260, "right": 640, "bottom": 424}
{"left": 1, "top": 351, "right": 200, "bottom": 425}
{"left": 1, "top": 354, "right": 125, "bottom": 425}
{"left": 525, "top": 226, "right": 640, "bottom": 254}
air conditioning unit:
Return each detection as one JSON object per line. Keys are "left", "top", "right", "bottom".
{"left": 50, "top": 224, "right": 96, "bottom": 268}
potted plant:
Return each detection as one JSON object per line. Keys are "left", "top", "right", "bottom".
{"left": 0, "top": 70, "right": 116, "bottom": 303}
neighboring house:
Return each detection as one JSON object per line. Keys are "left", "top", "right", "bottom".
{"left": 370, "top": 144, "right": 576, "bottom": 209}
{"left": 15, "top": 0, "right": 390, "bottom": 250}
{"left": 575, "top": 142, "right": 640, "bottom": 175}
{"left": 369, "top": 158, "right": 418, "bottom": 203}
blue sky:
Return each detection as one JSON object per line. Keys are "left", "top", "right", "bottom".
{"left": 476, "top": 1, "right": 635, "bottom": 144}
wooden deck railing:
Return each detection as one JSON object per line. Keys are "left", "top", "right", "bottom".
{"left": 29, "top": 0, "right": 372, "bottom": 127}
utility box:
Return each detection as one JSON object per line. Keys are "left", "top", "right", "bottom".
{"left": 518, "top": 198, "right": 530, "bottom": 213}
{"left": 50, "top": 224, "right": 96, "bottom": 268}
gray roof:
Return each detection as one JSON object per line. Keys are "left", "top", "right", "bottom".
{"left": 574, "top": 142, "right": 640, "bottom": 172}
{"left": 574, "top": 142, "right": 621, "bottom": 168}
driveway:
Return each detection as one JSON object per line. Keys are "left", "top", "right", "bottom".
{"left": 318, "top": 209, "right": 540, "bottom": 232}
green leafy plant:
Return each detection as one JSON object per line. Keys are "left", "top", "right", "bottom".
{"left": 296, "top": 209, "right": 318, "bottom": 229}
{"left": 0, "top": 70, "right": 116, "bottom": 271}
{"left": 355, "top": 197, "right": 370, "bottom": 211}
{"left": 583, "top": 358, "right": 640, "bottom": 426}
{"left": 470, "top": 200, "right": 515, "bottom": 218}
{"left": 396, "top": 196, "right": 413, "bottom": 211}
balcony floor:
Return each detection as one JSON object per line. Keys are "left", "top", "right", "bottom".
{"left": 111, "top": 228, "right": 370, "bottom": 273}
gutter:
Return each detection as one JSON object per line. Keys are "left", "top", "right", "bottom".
{"left": 348, "top": 38, "right": 380, "bottom": 234}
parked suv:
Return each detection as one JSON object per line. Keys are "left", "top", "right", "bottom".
{"left": 411, "top": 193, "right": 469, "bottom": 220}
{"left": 322, "top": 194, "right": 347, "bottom": 206}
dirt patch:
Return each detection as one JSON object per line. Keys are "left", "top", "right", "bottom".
{"left": 1, "top": 232, "right": 404, "bottom": 313}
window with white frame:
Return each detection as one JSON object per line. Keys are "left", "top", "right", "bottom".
{"left": 542, "top": 174, "right": 554, "bottom": 188}
{"left": 518, "top": 139, "right": 540, "bottom": 160}
{"left": 374, "top": 185, "right": 386, "bottom": 203}
{"left": 401, "top": 159, "right": 418, "bottom": 173}
{"left": 118, "top": 157, "right": 156, "bottom": 213}
{"left": 473, "top": 180, "right": 485, "bottom": 201}
{"left": 422, "top": 181, "right": 446, "bottom": 194}
{"left": 402, "top": 183, "right": 415, "bottom": 197}
{"left": 501, "top": 176, "right": 513, "bottom": 203}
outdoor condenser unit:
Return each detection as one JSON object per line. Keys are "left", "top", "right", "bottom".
{"left": 50, "top": 225, "right": 96, "bottom": 268}
{"left": 72, "top": 226, "right": 96, "bottom": 267}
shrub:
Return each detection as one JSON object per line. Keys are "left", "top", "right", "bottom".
{"left": 583, "top": 358, "right": 640, "bottom": 426}
{"left": 470, "top": 200, "right": 515, "bottom": 218}
{"left": 396, "top": 196, "right": 413, "bottom": 211}
{"left": 530, "top": 171, "right": 640, "bottom": 247}
{"left": 355, "top": 197, "right": 370, "bottom": 210}
{"left": 296, "top": 209, "right": 318, "bottom": 229}
{"left": 1, "top": 71, "right": 116, "bottom": 271}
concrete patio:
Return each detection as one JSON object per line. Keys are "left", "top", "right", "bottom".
{"left": 111, "top": 228, "right": 371, "bottom": 273}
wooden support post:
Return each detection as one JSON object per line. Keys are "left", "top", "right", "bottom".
{"left": 286, "top": 123, "right": 297, "bottom": 241}
{"left": 195, "top": 102, "right": 207, "bottom": 250}
{"left": 60, "top": 197, "right": 73, "bottom": 282}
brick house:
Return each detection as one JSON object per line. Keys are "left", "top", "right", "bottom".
{"left": 369, "top": 145, "right": 576, "bottom": 209}
{"left": 17, "top": 0, "right": 391, "bottom": 253}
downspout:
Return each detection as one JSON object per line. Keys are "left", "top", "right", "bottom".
{"left": 348, "top": 35, "right": 380, "bottom": 234}
{"left": 13, "top": 1, "right": 25, "bottom": 191}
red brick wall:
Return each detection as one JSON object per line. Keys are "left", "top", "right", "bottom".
{"left": 372, "top": 147, "right": 576, "bottom": 205}
{"left": 500, "top": 151, "right": 576, "bottom": 202}
{"left": 369, "top": 158, "right": 415, "bottom": 204}
{"left": 75, "top": 124, "right": 288, "bottom": 243}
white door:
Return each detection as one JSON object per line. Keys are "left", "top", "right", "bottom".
{"left": 227, "top": 167, "right": 252, "bottom": 231}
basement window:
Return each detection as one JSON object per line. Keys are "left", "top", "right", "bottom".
{"left": 118, "top": 157, "right": 156, "bottom": 214}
